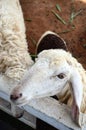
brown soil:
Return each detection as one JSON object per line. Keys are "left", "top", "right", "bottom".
{"left": 20, "top": 0, "right": 86, "bottom": 69}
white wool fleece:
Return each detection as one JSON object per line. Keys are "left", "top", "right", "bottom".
{"left": 0, "top": 0, "right": 33, "bottom": 93}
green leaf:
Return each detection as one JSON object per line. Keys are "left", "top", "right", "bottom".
{"left": 25, "top": 19, "right": 32, "bottom": 22}
{"left": 56, "top": 4, "right": 61, "bottom": 12}
{"left": 52, "top": 10, "right": 66, "bottom": 25}
{"left": 70, "top": 9, "right": 83, "bottom": 23}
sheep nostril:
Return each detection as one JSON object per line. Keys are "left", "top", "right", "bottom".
{"left": 20, "top": 93, "right": 22, "bottom": 97}
{"left": 10, "top": 93, "right": 22, "bottom": 101}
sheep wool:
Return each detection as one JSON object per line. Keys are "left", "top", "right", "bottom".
{"left": 0, "top": 0, "right": 33, "bottom": 93}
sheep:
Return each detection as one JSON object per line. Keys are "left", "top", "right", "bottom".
{"left": 0, "top": 0, "right": 33, "bottom": 95}
{"left": 10, "top": 31, "right": 86, "bottom": 126}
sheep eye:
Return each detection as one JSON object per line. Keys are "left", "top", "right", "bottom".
{"left": 57, "top": 73, "right": 65, "bottom": 79}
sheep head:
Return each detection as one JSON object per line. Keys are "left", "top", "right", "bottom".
{"left": 10, "top": 49, "right": 83, "bottom": 125}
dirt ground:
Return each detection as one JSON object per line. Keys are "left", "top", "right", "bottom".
{"left": 20, "top": 0, "right": 86, "bottom": 69}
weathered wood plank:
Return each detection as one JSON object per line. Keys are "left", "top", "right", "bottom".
{"left": 0, "top": 91, "right": 86, "bottom": 130}
{"left": 24, "top": 98, "right": 86, "bottom": 130}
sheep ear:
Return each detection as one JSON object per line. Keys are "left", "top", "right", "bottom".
{"left": 36, "top": 31, "right": 67, "bottom": 54}
{"left": 70, "top": 68, "right": 83, "bottom": 126}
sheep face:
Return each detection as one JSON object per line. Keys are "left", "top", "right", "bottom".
{"left": 10, "top": 49, "right": 71, "bottom": 105}
{"left": 10, "top": 49, "right": 83, "bottom": 125}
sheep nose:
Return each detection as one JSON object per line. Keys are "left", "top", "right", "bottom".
{"left": 10, "top": 93, "right": 22, "bottom": 101}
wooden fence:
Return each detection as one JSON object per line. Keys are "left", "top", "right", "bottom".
{"left": 0, "top": 91, "right": 86, "bottom": 130}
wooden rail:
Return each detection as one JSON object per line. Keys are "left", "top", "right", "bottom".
{"left": 0, "top": 91, "right": 86, "bottom": 130}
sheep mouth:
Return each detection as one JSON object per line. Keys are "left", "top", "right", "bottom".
{"left": 11, "top": 97, "right": 29, "bottom": 106}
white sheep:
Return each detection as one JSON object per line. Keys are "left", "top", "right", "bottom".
{"left": 10, "top": 31, "right": 86, "bottom": 125}
{"left": 0, "top": 0, "right": 33, "bottom": 95}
